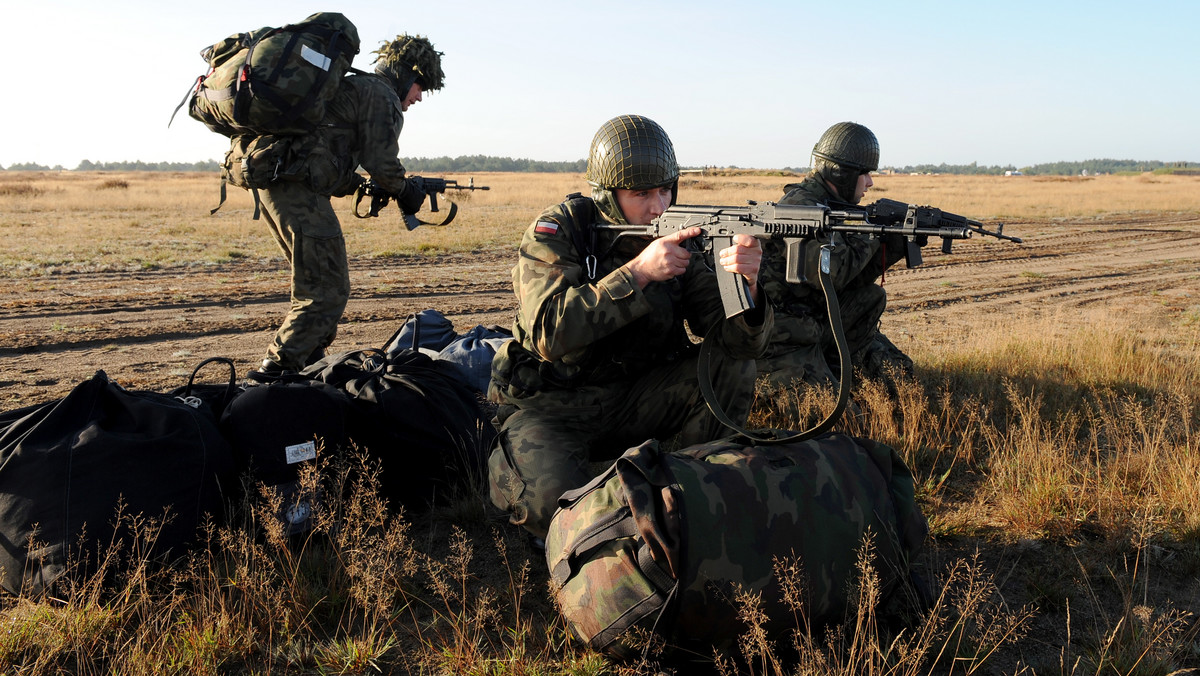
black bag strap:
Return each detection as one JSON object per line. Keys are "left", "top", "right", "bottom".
{"left": 379, "top": 312, "right": 421, "bottom": 353}
{"left": 209, "top": 181, "right": 261, "bottom": 220}
{"left": 175, "top": 357, "right": 239, "bottom": 414}
{"left": 551, "top": 506, "right": 637, "bottom": 586}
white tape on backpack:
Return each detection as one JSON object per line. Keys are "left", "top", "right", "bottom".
{"left": 300, "top": 44, "right": 332, "bottom": 71}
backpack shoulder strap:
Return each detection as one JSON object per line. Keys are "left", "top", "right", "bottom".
{"left": 557, "top": 193, "right": 601, "bottom": 281}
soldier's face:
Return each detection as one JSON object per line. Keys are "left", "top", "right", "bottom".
{"left": 401, "top": 83, "right": 425, "bottom": 111}
{"left": 614, "top": 186, "right": 673, "bottom": 225}
{"left": 854, "top": 172, "right": 874, "bottom": 203}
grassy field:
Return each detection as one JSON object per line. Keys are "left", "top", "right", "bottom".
{"left": 3, "top": 171, "right": 1200, "bottom": 273}
{"left": 0, "top": 171, "right": 1198, "bottom": 674}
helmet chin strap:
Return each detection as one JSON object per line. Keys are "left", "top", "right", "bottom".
{"left": 590, "top": 179, "right": 679, "bottom": 226}
{"left": 590, "top": 187, "right": 628, "bottom": 225}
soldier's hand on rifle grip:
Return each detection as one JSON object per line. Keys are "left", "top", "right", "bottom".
{"left": 397, "top": 177, "right": 426, "bottom": 215}
{"left": 718, "top": 233, "right": 762, "bottom": 301}
{"left": 626, "top": 226, "right": 701, "bottom": 288}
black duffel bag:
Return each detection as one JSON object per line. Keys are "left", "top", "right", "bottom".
{"left": 0, "top": 370, "right": 236, "bottom": 596}
{"left": 302, "top": 348, "right": 496, "bottom": 508}
{"left": 219, "top": 372, "right": 354, "bottom": 534}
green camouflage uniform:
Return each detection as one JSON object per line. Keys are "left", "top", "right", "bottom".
{"left": 488, "top": 196, "right": 773, "bottom": 538}
{"left": 757, "top": 175, "right": 912, "bottom": 390}
{"left": 260, "top": 74, "right": 411, "bottom": 370}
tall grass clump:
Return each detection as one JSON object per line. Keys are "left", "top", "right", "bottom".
{"left": 746, "top": 310, "right": 1198, "bottom": 672}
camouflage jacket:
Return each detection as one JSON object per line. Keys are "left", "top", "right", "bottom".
{"left": 762, "top": 176, "right": 879, "bottom": 314}
{"left": 312, "top": 73, "right": 409, "bottom": 196}
{"left": 492, "top": 195, "right": 772, "bottom": 398}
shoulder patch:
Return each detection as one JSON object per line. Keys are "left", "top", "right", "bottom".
{"left": 534, "top": 221, "right": 560, "bottom": 235}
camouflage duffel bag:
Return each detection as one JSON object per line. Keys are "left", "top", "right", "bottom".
{"left": 545, "top": 433, "right": 929, "bottom": 662}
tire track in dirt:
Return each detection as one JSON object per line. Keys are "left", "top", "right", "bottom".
{"left": 877, "top": 215, "right": 1200, "bottom": 356}
{"left": 1, "top": 215, "right": 1197, "bottom": 405}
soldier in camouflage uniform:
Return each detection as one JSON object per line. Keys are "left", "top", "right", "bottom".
{"left": 488, "top": 115, "right": 774, "bottom": 539}
{"left": 251, "top": 35, "right": 445, "bottom": 378}
{"left": 757, "top": 121, "right": 913, "bottom": 393}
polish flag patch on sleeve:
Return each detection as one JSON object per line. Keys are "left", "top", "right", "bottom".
{"left": 534, "top": 221, "right": 559, "bottom": 235}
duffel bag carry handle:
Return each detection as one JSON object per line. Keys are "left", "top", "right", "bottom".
{"left": 177, "top": 356, "right": 239, "bottom": 410}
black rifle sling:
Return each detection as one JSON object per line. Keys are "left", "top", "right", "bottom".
{"left": 697, "top": 242, "right": 851, "bottom": 445}
{"left": 405, "top": 200, "right": 457, "bottom": 228}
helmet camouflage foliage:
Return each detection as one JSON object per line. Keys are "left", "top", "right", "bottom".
{"left": 373, "top": 34, "right": 444, "bottom": 93}
{"left": 585, "top": 115, "right": 679, "bottom": 224}
{"left": 811, "top": 121, "right": 878, "bottom": 204}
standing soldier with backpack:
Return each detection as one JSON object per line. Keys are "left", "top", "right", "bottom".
{"left": 248, "top": 34, "right": 445, "bottom": 379}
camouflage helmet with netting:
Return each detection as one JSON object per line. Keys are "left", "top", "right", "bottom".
{"left": 373, "top": 34, "right": 445, "bottom": 93}
{"left": 811, "top": 121, "right": 878, "bottom": 204}
{"left": 586, "top": 115, "right": 680, "bottom": 191}
{"left": 586, "top": 115, "right": 679, "bottom": 224}
{"left": 812, "top": 122, "right": 879, "bottom": 173}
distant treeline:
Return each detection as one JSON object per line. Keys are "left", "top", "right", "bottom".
{"left": 886, "top": 159, "right": 1200, "bottom": 176}
{"left": 0, "top": 156, "right": 585, "bottom": 174}
{"left": 1, "top": 160, "right": 223, "bottom": 172}
{"left": 400, "top": 155, "right": 586, "bottom": 173}
{"left": 2, "top": 157, "right": 1196, "bottom": 176}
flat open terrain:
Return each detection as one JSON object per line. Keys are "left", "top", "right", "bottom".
{"left": 1, "top": 185, "right": 1197, "bottom": 407}
{"left": 2, "top": 171, "right": 1199, "bottom": 670}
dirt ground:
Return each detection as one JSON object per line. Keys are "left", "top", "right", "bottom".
{"left": 2, "top": 211, "right": 1197, "bottom": 407}
{"left": 2, "top": 211, "right": 1199, "bottom": 669}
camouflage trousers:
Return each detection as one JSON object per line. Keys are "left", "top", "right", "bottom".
{"left": 488, "top": 348, "right": 757, "bottom": 538}
{"left": 853, "top": 330, "right": 914, "bottom": 384}
{"left": 758, "top": 283, "right": 883, "bottom": 391}
{"left": 258, "top": 181, "right": 352, "bottom": 371}
{"left": 758, "top": 282, "right": 908, "bottom": 391}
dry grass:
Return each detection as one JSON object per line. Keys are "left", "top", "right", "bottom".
{"left": 3, "top": 170, "right": 1196, "bottom": 274}
{"left": 1, "top": 171, "right": 1198, "bottom": 673}
{"left": 2, "top": 312, "right": 1195, "bottom": 673}
{"left": 746, "top": 310, "right": 1200, "bottom": 672}
{"left": 868, "top": 173, "right": 1200, "bottom": 221}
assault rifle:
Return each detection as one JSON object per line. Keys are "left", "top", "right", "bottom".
{"left": 596, "top": 200, "right": 1020, "bottom": 318}
{"left": 831, "top": 197, "right": 1021, "bottom": 266}
{"left": 353, "top": 176, "right": 489, "bottom": 229}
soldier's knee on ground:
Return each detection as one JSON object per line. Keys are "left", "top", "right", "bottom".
{"left": 756, "top": 342, "right": 838, "bottom": 393}
{"left": 487, "top": 426, "right": 586, "bottom": 539}
{"left": 853, "top": 331, "right": 915, "bottom": 386}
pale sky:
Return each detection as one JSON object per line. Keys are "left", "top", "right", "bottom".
{"left": 4, "top": 0, "right": 1197, "bottom": 170}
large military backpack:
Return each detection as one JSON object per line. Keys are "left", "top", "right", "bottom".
{"left": 545, "top": 433, "right": 929, "bottom": 663}
{"left": 175, "top": 12, "right": 360, "bottom": 138}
